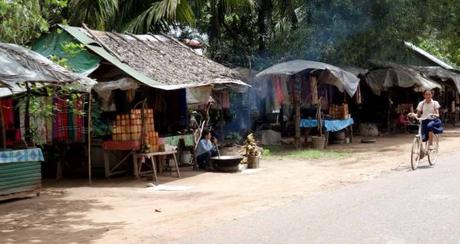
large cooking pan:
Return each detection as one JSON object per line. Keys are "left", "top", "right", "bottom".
{"left": 211, "top": 156, "right": 243, "bottom": 172}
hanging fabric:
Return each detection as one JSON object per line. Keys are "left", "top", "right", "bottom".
{"left": 355, "top": 84, "right": 362, "bottom": 104}
{"left": 280, "top": 77, "right": 290, "bottom": 105}
{"left": 274, "top": 77, "right": 285, "bottom": 105}
{"left": 221, "top": 91, "right": 230, "bottom": 109}
{"left": 53, "top": 97, "right": 68, "bottom": 142}
{"left": 272, "top": 79, "right": 281, "bottom": 111}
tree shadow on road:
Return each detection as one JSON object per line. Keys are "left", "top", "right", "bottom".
{"left": 0, "top": 192, "right": 124, "bottom": 244}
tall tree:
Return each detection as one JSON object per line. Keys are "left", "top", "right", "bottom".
{"left": 0, "top": 0, "right": 68, "bottom": 44}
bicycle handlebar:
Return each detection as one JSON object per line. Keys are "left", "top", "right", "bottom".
{"left": 408, "top": 113, "right": 439, "bottom": 121}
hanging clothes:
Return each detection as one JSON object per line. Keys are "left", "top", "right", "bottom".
{"left": 280, "top": 78, "right": 290, "bottom": 105}
{"left": 271, "top": 80, "right": 280, "bottom": 111}
{"left": 0, "top": 98, "right": 20, "bottom": 145}
{"left": 274, "top": 77, "right": 285, "bottom": 105}
{"left": 53, "top": 97, "right": 68, "bottom": 142}
{"left": 221, "top": 91, "right": 230, "bottom": 109}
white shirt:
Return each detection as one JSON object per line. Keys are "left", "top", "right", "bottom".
{"left": 417, "top": 100, "right": 441, "bottom": 119}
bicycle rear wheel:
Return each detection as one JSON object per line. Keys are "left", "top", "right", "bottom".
{"left": 411, "top": 137, "right": 421, "bottom": 170}
{"left": 428, "top": 134, "right": 439, "bottom": 166}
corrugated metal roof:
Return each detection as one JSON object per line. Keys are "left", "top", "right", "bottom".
{"left": 404, "top": 41, "right": 454, "bottom": 70}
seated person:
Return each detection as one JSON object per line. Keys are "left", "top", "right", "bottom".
{"left": 395, "top": 113, "right": 409, "bottom": 132}
{"left": 196, "top": 130, "right": 218, "bottom": 169}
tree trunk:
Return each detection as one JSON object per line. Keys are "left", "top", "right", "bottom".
{"left": 209, "top": 0, "right": 221, "bottom": 47}
{"left": 257, "top": 0, "right": 273, "bottom": 51}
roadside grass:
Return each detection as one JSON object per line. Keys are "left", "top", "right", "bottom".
{"left": 262, "top": 145, "right": 350, "bottom": 160}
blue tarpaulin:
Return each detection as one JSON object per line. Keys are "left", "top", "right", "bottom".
{"left": 300, "top": 118, "right": 354, "bottom": 132}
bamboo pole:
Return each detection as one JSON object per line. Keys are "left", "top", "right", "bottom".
{"left": 0, "top": 104, "right": 6, "bottom": 149}
{"left": 88, "top": 92, "right": 92, "bottom": 185}
{"left": 294, "top": 76, "right": 301, "bottom": 149}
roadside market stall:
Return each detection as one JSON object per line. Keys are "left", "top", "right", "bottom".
{"left": 362, "top": 62, "right": 442, "bottom": 133}
{"left": 33, "top": 25, "right": 249, "bottom": 180}
{"left": 414, "top": 66, "right": 460, "bottom": 126}
{"left": 0, "top": 42, "right": 95, "bottom": 200}
{"left": 254, "top": 60, "right": 360, "bottom": 148}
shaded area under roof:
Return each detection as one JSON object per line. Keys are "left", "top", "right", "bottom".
{"left": 413, "top": 66, "right": 460, "bottom": 93}
{"left": 255, "top": 60, "right": 360, "bottom": 96}
{"left": 58, "top": 25, "right": 247, "bottom": 91}
{"left": 0, "top": 42, "right": 95, "bottom": 92}
{"left": 365, "top": 61, "right": 442, "bottom": 96}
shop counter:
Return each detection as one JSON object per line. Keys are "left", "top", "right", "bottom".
{"left": 300, "top": 118, "right": 354, "bottom": 132}
{"left": 102, "top": 140, "right": 141, "bottom": 178}
{"left": 0, "top": 148, "right": 44, "bottom": 201}
{"left": 300, "top": 118, "right": 354, "bottom": 146}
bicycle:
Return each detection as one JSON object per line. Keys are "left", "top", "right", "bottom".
{"left": 409, "top": 114, "right": 440, "bottom": 170}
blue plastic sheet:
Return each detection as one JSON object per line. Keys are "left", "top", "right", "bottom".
{"left": 300, "top": 118, "right": 354, "bottom": 132}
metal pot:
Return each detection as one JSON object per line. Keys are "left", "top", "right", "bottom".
{"left": 211, "top": 156, "right": 243, "bottom": 172}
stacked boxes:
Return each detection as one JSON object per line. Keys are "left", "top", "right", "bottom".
{"left": 112, "top": 109, "right": 161, "bottom": 151}
{"left": 329, "top": 104, "right": 349, "bottom": 119}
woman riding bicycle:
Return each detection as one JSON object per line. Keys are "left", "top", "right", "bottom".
{"left": 409, "top": 90, "right": 443, "bottom": 149}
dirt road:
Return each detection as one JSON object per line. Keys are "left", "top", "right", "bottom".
{"left": 1, "top": 132, "right": 460, "bottom": 244}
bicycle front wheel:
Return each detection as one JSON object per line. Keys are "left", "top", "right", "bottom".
{"left": 428, "top": 134, "right": 439, "bottom": 166}
{"left": 411, "top": 137, "right": 421, "bottom": 170}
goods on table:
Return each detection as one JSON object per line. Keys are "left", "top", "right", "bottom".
{"left": 329, "top": 104, "right": 349, "bottom": 119}
{"left": 111, "top": 109, "right": 161, "bottom": 151}
{"left": 395, "top": 104, "right": 413, "bottom": 114}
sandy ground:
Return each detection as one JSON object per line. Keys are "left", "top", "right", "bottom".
{"left": 1, "top": 130, "right": 460, "bottom": 244}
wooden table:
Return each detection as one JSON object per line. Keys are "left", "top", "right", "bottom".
{"left": 102, "top": 140, "right": 141, "bottom": 178}
{"left": 135, "top": 151, "right": 180, "bottom": 182}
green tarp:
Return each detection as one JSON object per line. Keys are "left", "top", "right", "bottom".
{"left": 32, "top": 30, "right": 101, "bottom": 74}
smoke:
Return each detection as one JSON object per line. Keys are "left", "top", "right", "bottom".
{"left": 253, "top": 0, "right": 426, "bottom": 70}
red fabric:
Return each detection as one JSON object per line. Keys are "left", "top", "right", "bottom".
{"left": 103, "top": 140, "right": 141, "bottom": 150}
{"left": 0, "top": 98, "right": 14, "bottom": 129}
{"left": 0, "top": 98, "right": 19, "bottom": 145}
{"left": 221, "top": 92, "right": 230, "bottom": 109}
{"left": 54, "top": 98, "right": 69, "bottom": 141}
{"left": 74, "top": 98, "right": 84, "bottom": 142}
{"left": 397, "top": 114, "right": 409, "bottom": 125}
{"left": 274, "top": 77, "right": 285, "bottom": 104}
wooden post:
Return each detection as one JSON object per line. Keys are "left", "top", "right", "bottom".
{"left": 311, "top": 76, "right": 322, "bottom": 137}
{"left": 294, "top": 75, "right": 301, "bottom": 149}
{"left": 24, "top": 83, "right": 31, "bottom": 145}
{"left": 88, "top": 92, "right": 92, "bottom": 184}
{"left": 295, "top": 98, "right": 301, "bottom": 149}
{"left": 387, "top": 91, "right": 392, "bottom": 133}
{"left": 310, "top": 76, "right": 318, "bottom": 106}
{"left": 0, "top": 103, "right": 6, "bottom": 149}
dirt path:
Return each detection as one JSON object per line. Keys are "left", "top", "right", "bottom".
{"left": 1, "top": 132, "right": 460, "bottom": 244}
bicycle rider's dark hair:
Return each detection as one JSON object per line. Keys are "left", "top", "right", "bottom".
{"left": 424, "top": 89, "right": 434, "bottom": 95}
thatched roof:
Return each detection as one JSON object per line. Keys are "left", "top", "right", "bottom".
{"left": 0, "top": 42, "right": 95, "bottom": 91}
{"left": 59, "top": 25, "right": 247, "bottom": 90}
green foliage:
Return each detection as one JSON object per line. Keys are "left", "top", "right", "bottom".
{"left": 49, "top": 41, "right": 85, "bottom": 69}
{"left": 0, "top": 0, "right": 48, "bottom": 44}
{"left": 263, "top": 145, "right": 350, "bottom": 160}
{"left": 0, "top": 0, "right": 68, "bottom": 44}
{"left": 91, "top": 98, "right": 111, "bottom": 137}
{"left": 68, "top": 0, "right": 118, "bottom": 30}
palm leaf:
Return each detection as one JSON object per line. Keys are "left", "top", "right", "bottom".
{"left": 123, "top": 0, "right": 195, "bottom": 33}
{"left": 68, "top": 0, "right": 119, "bottom": 30}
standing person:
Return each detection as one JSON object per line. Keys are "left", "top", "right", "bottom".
{"left": 196, "top": 130, "right": 218, "bottom": 170}
{"left": 411, "top": 90, "right": 443, "bottom": 148}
